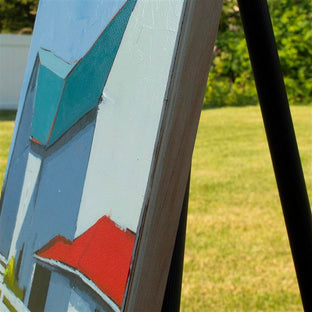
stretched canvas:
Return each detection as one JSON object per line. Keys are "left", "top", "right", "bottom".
{"left": 0, "top": 0, "right": 221, "bottom": 311}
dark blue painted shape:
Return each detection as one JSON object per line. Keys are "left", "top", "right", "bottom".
{"left": 31, "top": 0, "right": 137, "bottom": 147}
{"left": 13, "top": 182, "right": 40, "bottom": 293}
{"left": 0, "top": 59, "right": 39, "bottom": 258}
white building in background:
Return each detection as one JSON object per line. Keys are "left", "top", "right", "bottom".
{"left": 0, "top": 34, "right": 31, "bottom": 110}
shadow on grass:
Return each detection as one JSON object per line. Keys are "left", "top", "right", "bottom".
{"left": 202, "top": 102, "right": 312, "bottom": 111}
{"left": 0, "top": 110, "right": 17, "bottom": 121}
{"left": 202, "top": 103, "right": 259, "bottom": 110}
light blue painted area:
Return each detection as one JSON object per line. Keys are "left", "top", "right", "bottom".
{"left": 39, "top": 49, "right": 74, "bottom": 79}
{"left": 31, "top": 65, "right": 64, "bottom": 144}
{"left": 5, "top": 0, "right": 126, "bottom": 182}
{"left": 14, "top": 122, "right": 95, "bottom": 297}
{"left": 33, "top": 0, "right": 128, "bottom": 64}
{"left": 47, "top": 0, "right": 137, "bottom": 146}
{"left": 44, "top": 272, "right": 72, "bottom": 312}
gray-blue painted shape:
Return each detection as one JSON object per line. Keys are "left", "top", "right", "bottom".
{"left": 14, "top": 121, "right": 95, "bottom": 297}
{"left": 68, "top": 284, "right": 114, "bottom": 312}
{"left": 44, "top": 272, "right": 72, "bottom": 312}
{"left": 32, "top": 121, "right": 95, "bottom": 242}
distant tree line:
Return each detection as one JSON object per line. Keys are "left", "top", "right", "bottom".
{"left": 0, "top": 0, "right": 38, "bottom": 34}
{"left": 0, "top": 0, "right": 311, "bottom": 106}
{"left": 205, "top": 0, "right": 312, "bottom": 107}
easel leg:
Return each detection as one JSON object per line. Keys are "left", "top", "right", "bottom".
{"left": 237, "top": 0, "right": 312, "bottom": 310}
{"left": 161, "top": 175, "right": 190, "bottom": 312}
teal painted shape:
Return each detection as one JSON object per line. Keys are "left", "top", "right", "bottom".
{"left": 31, "top": 0, "right": 137, "bottom": 146}
{"left": 31, "top": 65, "right": 64, "bottom": 144}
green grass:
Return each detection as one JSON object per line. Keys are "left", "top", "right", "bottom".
{"left": 0, "top": 111, "right": 16, "bottom": 190}
{"left": 182, "top": 106, "right": 311, "bottom": 311}
{"left": 0, "top": 106, "right": 311, "bottom": 310}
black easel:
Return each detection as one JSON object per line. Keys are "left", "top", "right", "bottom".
{"left": 162, "top": 174, "right": 190, "bottom": 312}
{"left": 162, "top": 0, "right": 312, "bottom": 311}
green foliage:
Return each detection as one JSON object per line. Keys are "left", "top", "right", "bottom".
{"left": 271, "top": 0, "right": 312, "bottom": 105}
{"left": 3, "top": 257, "right": 25, "bottom": 301}
{"left": 205, "top": 0, "right": 312, "bottom": 107}
{"left": 0, "top": 0, "right": 38, "bottom": 33}
{"left": 204, "top": 0, "right": 257, "bottom": 108}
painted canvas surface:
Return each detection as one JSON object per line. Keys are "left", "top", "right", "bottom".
{"left": 0, "top": 0, "right": 185, "bottom": 311}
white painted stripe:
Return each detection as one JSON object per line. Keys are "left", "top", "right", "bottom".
{"left": 0, "top": 302, "right": 10, "bottom": 312}
{"left": 9, "top": 152, "right": 41, "bottom": 259}
{"left": 0, "top": 265, "right": 5, "bottom": 276}
{"left": 0, "top": 282, "right": 30, "bottom": 312}
{"left": 35, "top": 256, "right": 120, "bottom": 312}
{"left": 0, "top": 254, "right": 7, "bottom": 266}
{"left": 68, "top": 302, "right": 79, "bottom": 312}
{"left": 76, "top": 0, "right": 184, "bottom": 236}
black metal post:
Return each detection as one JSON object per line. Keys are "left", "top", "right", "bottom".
{"left": 161, "top": 175, "right": 189, "bottom": 312}
{"left": 237, "top": 0, "right": 312, "bottom": 310}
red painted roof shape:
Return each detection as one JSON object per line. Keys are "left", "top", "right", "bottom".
{"left": 36, "top": 216, "right": 135, "bottom": 307}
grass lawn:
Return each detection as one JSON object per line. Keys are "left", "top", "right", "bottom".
{"left": 0, "top": 110, "right": 16, "bottom": 190}
{"left": 182, "top": 105, "right": 311, "bottom": 311}
{"left": 0, "top": 106, "right": 311, "bottom": 310}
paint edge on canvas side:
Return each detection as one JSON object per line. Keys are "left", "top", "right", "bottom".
{"left": 123, "top": 0, "right": 223, "bottom": 310}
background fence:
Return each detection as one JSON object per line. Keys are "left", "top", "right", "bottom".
{"left": 0, "top": 34, "right": 31, "bottom": 110}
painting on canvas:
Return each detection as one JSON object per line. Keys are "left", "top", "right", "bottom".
{"left": 0, "top": 0, "right": 187, "bottom": 311}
